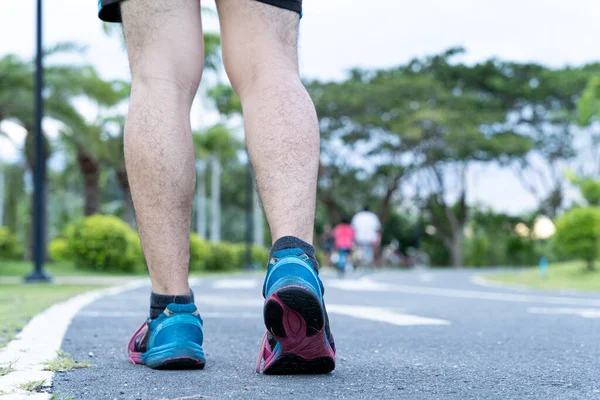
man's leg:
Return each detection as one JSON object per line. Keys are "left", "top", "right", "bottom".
{"left": 122, "top": 0, "right": 202, "bottom": 297}
{"left": 217, "top": 0, "right": 335, "bottom": 374}
{"left": 217, "top": 0, "right": 319, "bottom": 245}
{"left": 121, "top": 0, "right": 206, "bottom": 369}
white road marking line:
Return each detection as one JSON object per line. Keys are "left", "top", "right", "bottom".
{"left": 0, "top": 279, "right": 149, "bottom": 399}
{"left": 79, "top": 311, "right": 144, "bottom": 317}
{"left": 195, "top": 296, "right": 450, "bottom": 326}
{"left": 418, "top": 273, "right": 434, "bottom": 282}
{"left": 196, "top": 295, "right": 263, "bottom": 307}
{"left": 328, "top": 278, "right": 600, "bottom": 307}
{"left": 470, "top": 275, "right": 531, "bottom": 292}
{"left": 78, "top": 311, "right": 260, "bottom": 319}
{"left": 211, "top": 279, "right": 258, "bottom": 289}
{"left": 327, "top": 305, "right": 450, "bottom": 326}
{"left": 527, "top": 307, "right": 600, "bottom": 319}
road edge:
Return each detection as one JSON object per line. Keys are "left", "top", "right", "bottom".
{"left": 0, "top": 279, "right": 149, "bottom": 400}
{"left": 470, "top": 275, "right": 533, "bottom": 292}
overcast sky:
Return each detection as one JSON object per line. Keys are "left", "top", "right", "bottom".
{"left": 1, "top": 0, "right": 599, "bottom": 214}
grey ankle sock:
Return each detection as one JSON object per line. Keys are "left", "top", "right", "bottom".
{"left": 149, "top": 290, "right": 195, "bottom": 319}
{"left": 269, "top": 236, "right": 320, "bottom": 272}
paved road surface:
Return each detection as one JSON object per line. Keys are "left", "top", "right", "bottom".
{"left": 53, "top": 269, "right": 600, "bottom": 399}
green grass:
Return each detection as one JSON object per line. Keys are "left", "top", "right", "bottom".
{"left": 0, "top": 261, "right": 147, "bottom": 277}
{"left": 0, "top": 362, "right": 14, "bottom": 376}
{"left": 50, "top": 394, "right": 74, "bottom": 400}
{"left": 0, "top": 283, "right": 103, "bottom": 347}
{"left": 0, "top": 261, "right": 261, "bottom": 278}
{"left": 44, "top": 353, "right": 92, "bottom": 372}
{"left": 18, "top": 379, "right": 46, "bottom": 392}
{"left": 488, "top": 261, "right": 600, "bottom": 291}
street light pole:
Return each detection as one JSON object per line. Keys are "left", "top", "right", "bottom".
{"left": 26, "top": 0, "right": 51, "bottom": 282}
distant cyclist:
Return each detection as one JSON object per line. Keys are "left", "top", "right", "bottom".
{"left": 351, "top": 206, "right": 381, "bottom": 267}
{"left": 332, "top": 217, "right": 354, "bottom": 274}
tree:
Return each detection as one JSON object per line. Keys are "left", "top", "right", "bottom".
{"left": 451, "top": 59, "right": 600, "bottom": 217}
{"left": 0, "top": 48, "right": 128, "bottom": 254}
{"left": 567, "top": 171, "right": 600, "bottom": 207}
{"left": 554, "top": 207, "right": 600, "bottom": 271}
{"left": 0, "top": 162, "right": 26, "bottom": 236}
{"left": 576, "top": 76, "right": 600, "bottom": 178}
{"left": 309, "top": 50, "right": 531, "bottom": 266}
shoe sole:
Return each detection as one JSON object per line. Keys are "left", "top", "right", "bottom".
{"left": 143, "top": 341, "right": 206, "bottom": 370}
{"left": 263, "top": 286, "right": 335, "bottom": 375}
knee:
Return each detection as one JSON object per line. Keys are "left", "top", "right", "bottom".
{"left": 130, "top": 56, "right": 203, "bottom": 104}
{"left": 223, "top": 51, "right": 299, "bottom": 101}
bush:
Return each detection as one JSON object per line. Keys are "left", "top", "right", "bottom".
{"left": 0, "top": 226, "right": 24, "bottom": 260}
{"left": 554, "top": 207, "right": 600, "bottom": 270}
{"left": 0, "top": 227, "right": 23, "bottom": 261}
{"left": 229, "top": 243, "right": 270, "bottom": 269}
{"left": 48, "top": 238, "right": 71, "bottom": 262}
{"left": 205, "top": 242, "right": 239, "bottom": 271}
{"left": 189, "top": 234, "right": 211, "bottom": 271}
{"left": 68, "top": 215, "right": 139, "bottom": 272}
{"left": 252, "top": 245, "right": 269, "bottom": 268}
{"left": 191, "top": 239, "right": 268, "bottom": 271}
{"left": 315, "top": 249, "right": 326, "bottom": 267}
{"left": 126, "top": 232, "right": 145, "bottom": 267}
{"left": 231, "top": 243, "right": 247, "bottom": 269}
{"left": 466, "top": 233, "right": 490, "bottom": 267}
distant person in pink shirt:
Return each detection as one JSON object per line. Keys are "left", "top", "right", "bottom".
{"left": 332, "top": 217, "right": 354, "bottom": 272}
{"left": 333, "top": 217, "right": 354, "bottom": 250}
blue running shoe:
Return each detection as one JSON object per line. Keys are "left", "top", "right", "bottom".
{"left": 128, "top": 303, "right": 205, "bottom": 369}
{"left": 256, "top": 248, "right": 336, "bottom": 374}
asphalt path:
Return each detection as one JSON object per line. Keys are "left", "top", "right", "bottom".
{"left": 52, "top": 268, "right": 600, "bottom": 399}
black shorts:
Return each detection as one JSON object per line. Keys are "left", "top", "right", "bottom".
{"left": 98, "top": 0, "right": 302, "bottom": 23}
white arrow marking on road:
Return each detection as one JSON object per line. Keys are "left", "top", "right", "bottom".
{"left": 527, "top": 307, "right": 600, "bottom": 318}
{"left": 328, "top": 278, "right": 600, "bottom": 307}
{"left": 195, "top": 296, "right": 450, "bottom": 327}
{"left": 327, "top": 305, "right": 450, "bottom": 326}
{"left": 212, "top": 279, "right": 259, "bottom": 289}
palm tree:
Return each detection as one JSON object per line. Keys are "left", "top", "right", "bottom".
{"left": 0, "top": 48, "right": 128, "bottom": 254}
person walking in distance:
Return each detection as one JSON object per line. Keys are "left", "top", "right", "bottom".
{"left": 99, "top": 0, "right": 335, "bottom": 374}
{"left": 351, "top": 206, "right": 381, "bottom": 267}
{"left": 332, "top": 216, "right": 355, "bottom": 274}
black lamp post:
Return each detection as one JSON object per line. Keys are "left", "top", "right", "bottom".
{"left": 25, "top": 0, "right": 51, "bottom": 282}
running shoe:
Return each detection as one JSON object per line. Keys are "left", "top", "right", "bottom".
{"left": 128, "top": 303, "right": 205, "bottom": 369}
{"left": 256, "top": 248, "right": 336, "bottom": 374}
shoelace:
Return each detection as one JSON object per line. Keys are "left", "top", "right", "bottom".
{"left": 255, "top": 332, "right": 269, "bottom": 373}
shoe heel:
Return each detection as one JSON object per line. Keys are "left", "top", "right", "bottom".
{"left": 143, "top": 341, "right": 205, "bottom": 369}
{"left": 264, "top": 286, "right": 335, "bottom": 371}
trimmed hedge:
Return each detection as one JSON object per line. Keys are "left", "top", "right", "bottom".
{"left": 48, "top": 238, "right": 70, "bottom": 262}
{"left": 206, "top": 242, "right": 239, "bottom": 271}
{"left": 68, "top": 215, "right": 140, "bottom": 272}
{"left": 252, "top": 245, "right": 269, "bottom": 268}
{"left": 189, "top": 234, "right": 211, "bottom": 271}
{"left": 0, "top": 226, "right": 23, "bottom": 260}
{"left": 54, "top": 215, "right": 269, "bottom": 273}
